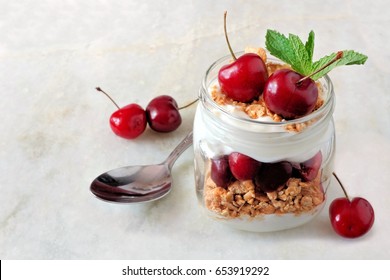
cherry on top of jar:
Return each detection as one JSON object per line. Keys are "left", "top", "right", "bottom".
{"left": 200, "top": 53, "right": 335, "bottom": 133}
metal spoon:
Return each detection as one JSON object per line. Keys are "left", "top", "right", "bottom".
{"left": 90, "top": 131, "right": 193, "bottom": 203}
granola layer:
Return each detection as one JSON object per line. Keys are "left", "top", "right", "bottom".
{"left": 204, "top": 166, "right": 324, "bottom": 219}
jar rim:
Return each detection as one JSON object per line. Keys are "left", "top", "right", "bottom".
{"left": 200, "top": 52, "right": 334, "bottom": 128}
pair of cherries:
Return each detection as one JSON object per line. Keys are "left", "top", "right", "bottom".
{"left": 219, "top": 57, "right": 318, "bottom": 119}
{"left": 96, "top": 87, "right": 182, "bottom": 139}
{"left": 218, "top": 12, "right": 321, "bottom": 119}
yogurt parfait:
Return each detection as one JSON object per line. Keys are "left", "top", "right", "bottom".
{"left": 193, "top": 21, "right": 367, "bottom": 232}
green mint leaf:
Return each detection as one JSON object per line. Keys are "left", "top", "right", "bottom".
{"left": 288, "top": 33, "right": 311, "bottom": 75}
{"left": 265, "top": 29, "right": 314, "bottom": 76}
{"left": 265, "top": 30, "right": 296, "bottom": 68}
{"left": 305, "top": 31, "right": 315, "bottom": 62}
{"left": 265, "top": 29, "right": 368, "bottom": 80}
{"left": 310, "top": 50, "right": 368, "bottom": 80}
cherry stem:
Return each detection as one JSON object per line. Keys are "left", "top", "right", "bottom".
{"left": 223, "top": 11, "right": 237, "bottom": 61}
{"left": 296, "top": 51, "right": 344, "bottom": 85}
{"left": 96, "top": 87, "right": 120, "bottom": 110}
{"left": 178, "top": 98, "right": 199, "bottom": 110}
{"left": 332, "top": 172, "right": 350, "bottom": 201}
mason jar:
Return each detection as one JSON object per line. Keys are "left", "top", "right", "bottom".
{"left": 193, "top": 52, "right": 336, "bottom": 232}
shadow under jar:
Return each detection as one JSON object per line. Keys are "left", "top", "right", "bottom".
{"left": 193, "top": 53, "right": 336, "bottom": 232}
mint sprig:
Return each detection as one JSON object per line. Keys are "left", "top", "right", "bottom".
{"left": 265, "top": 30, "right": 368, "bottom": 80}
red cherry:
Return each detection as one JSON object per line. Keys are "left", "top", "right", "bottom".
{"left": 263, "top": 69, "right": 318, "bottom": 119}
{"left": 97, "top": 87, "right": 147, "bottom": 139}
{"left": 329, "top": 197, "right": 375, "bottom": 238}
{"left": 218, "top": 53, "right": 268, "bottom": 102}
{"left": 264, "top": 51, "right": 344, "bottom": 119}
{"left": 217, "top": 12, "right": 268, "bottom": 103}
{"left": 329, "top": 173, "right": 375, "bottom": 238}
{"left": 146, "top": 95, "right": 182, "bottom": 133}
{"left": 254, "top": 161, "right": 292, "bottom": 193}
{"left": 109, "top": 104, "right": 147, "bottom": 139}
{"left": 299, "top": 151, "right": 322, "bottom": 181}
{"left": 228, "top": 152, "right": 261, "bottom": 181}
{"left": 211, "top": 155, "right": 233, "bottom": 188}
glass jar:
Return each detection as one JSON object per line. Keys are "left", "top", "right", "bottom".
{"left": 193, "top": 53, "right": 336, "bottom": 232}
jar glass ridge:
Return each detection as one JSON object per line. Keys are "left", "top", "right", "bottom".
{"left": 193, "top": 52, "right": 336, "bottom": 232}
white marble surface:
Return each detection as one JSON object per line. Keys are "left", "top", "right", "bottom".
{"left": 1, "top": 0, "right": 389, "bottom": 259}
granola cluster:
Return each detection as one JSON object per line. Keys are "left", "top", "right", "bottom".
{"left": 204, "top": 168, "right": 324, "bottom": 219}
{"left": 211, "top": 48, "right": 324, "bottom": 132}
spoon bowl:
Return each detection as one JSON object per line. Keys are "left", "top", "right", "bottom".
{"left": 90, "top": 131, "right": 193, "bottom": 203}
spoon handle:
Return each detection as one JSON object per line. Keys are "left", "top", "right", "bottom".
{"left": 164, "top": 131, "right": 193, "bottom": 170}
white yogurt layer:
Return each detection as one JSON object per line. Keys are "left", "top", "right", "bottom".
{"left": 193, "top": 79, "right": 334, "bottom": 163}
{"left": 216, "top": 103, "right": 275, "bottom": 123}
